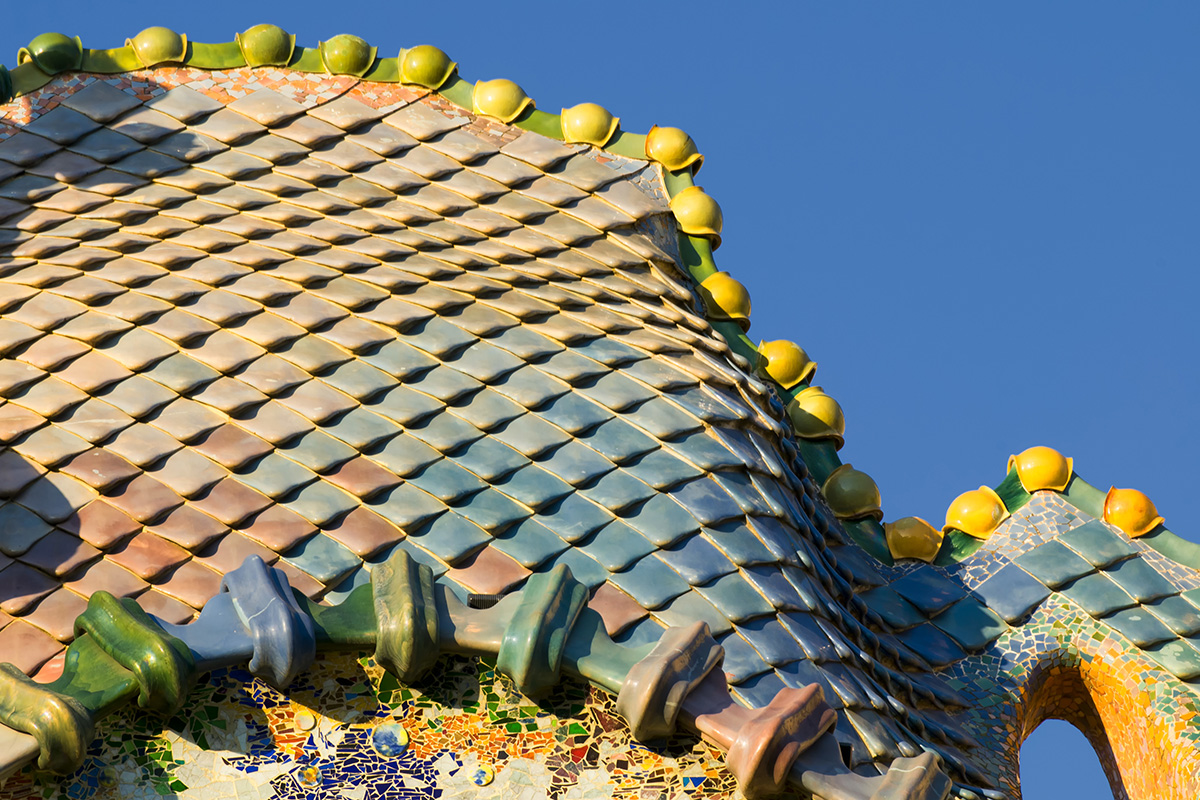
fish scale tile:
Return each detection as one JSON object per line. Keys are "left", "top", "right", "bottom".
{"left": 0, "top": 74, "right": 969, "bottom": 771}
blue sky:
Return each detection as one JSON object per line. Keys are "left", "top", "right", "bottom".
{"left": 3, "top": 3, "right": 1195, "bottom": 797}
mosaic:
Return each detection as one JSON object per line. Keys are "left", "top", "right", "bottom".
{"left": 1, "top": 653, "right": 740, "bottom": 800}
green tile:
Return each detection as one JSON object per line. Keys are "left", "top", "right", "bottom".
{"left": 608, "top": 554, "right": 690, "bottom": 610}
{"left": 491, "top": 413, "right": 571, "bottom": 457}
{"left": 1148, "top": 595, "right": 1200, "bottom": 637}
{"left": 368, "top": 432, "right": 442, "bottom": 478}
{"left": 280, "top": 532, "right": 360, "bottom": 584}
{"left": 405, "top": 411, "right": 485, "bottom": 453}
{"left": 623, "top": 449, "right": 703, "bottom": 490}
{"left": 1059, "top": 572, "right": 1136, "bottom": 617}
{"left": 930, "top": 598, "right": 1007, "bottom": 651}
{"left": 580, "top": 417, "right": 659, "bottom": 464}
{"left": 1058, "top": 518, "right": 1138, "bottom": 568}
{"left": 654, "top": 591, "right": 732, "bottom": 636}
{"left": 1105, "top": 557, "right": 1176, "bottom": 603}
{"left": 576, "top": 519, "right": 656, "bottom": 571}
{"left": 448, "top": 487, "right": 530, "bottom": 532}
{"left": 575, "top": 372, "right": 657, "bottom": 412}
{"left": 1014, "top": 540, "right": 1096, "bottom": 589}
{"left": 666, "top": 476, "right": 744, "bottom": 526}
{"left": 695, "top": 571, "right": 774, "bottom": 623}
{"left": 450, "top": 436, "right": 528, "bottom": 482}
{"left": 860, "top": 586, "right": 926, "bottom": 631}
{"left": 1145, "top": 639, "right": 1200, "bottom": 680}
{"left": 1104, "top": 607, "right": 1176, "bottom": 648}
{"left": 888, "top": 567, "right": 967, "bottom": 615}
{"left": 325, "top": 407, "right": 402, "bottom": 450}
{"left": 407, "top": 458, "right": 487, "bottom": 503}
{"left": 621, "top": 397, "right": 704, "bottom": 440}
{"left": 622, "top": 493, "right": 701, "bottom": 547}
{"left": 577, "top": 468, "right": 656, "bottom": 511}
{"left": 703, "top": 523, "right": 778, "bottom": 568}
{"left": 369, "top": 483, "right": 447, "bottom": 529}
{"left": 668, "top": 430, "right": 746, "bottom": 472}
{"left": 488, "top": 518, "right": 568, "bottom": 569}
{"left": 535, "top": 492, "right": 614, "bottom": 543}
{"left": 491, "top": 464, "right": 574, "bottom": 511}
{"left": 537, "top": 393, "right": 613, "bottom": 436}
{"left": 412, "top": 512, "right": 490, "bottom": 565}
{"left": 286, "top": 480, "right": 359, "bottom": 525}
{"left": 235, "top": 452, "right": 318, "bottom": 498}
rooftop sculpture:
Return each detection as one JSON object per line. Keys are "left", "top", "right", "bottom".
{"left": 0, "top": 24, "right": 1196, "bottom": 800}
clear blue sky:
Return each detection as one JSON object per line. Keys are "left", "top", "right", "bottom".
{"left": 5, "top": 2, "right": 1196, "bottom": 797}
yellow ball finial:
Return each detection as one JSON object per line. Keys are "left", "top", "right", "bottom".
{"left": 885, "top": 517, "right": 944, "bottom": 562}
{"left": 473, "top": 79, "right": 533, "bottom": 123}
{"left": 645, "top": 125, "right": 703, "bottom": 172}
{"left": 1007, "top": 446, "right": 1073, "bottom": 492}
{"left": 697, "top": 272, "right": 750, "bottom": 331}
{"left": 669, "top": 186, "right": 723, "bottom": 247}
{"left": 758, "top": 340, "right": 816, "bottom": 390}
{"left": 822, "top": 464, "right": 883, "bottom": 522}
{"left": 561, "top": 103, "right": 619, "bottom": 147}
{"left": 786, "top": 386, "right": 845, "bottom": 449}
{"left": 943, "top": 486, "right": 1009, "bottom": 539}
{"left": 1103, "top": 487, "right": 1164, "bottom": 538}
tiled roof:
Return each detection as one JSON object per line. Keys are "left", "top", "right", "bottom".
{"left": 0, "top": 29, "right": 970, "bottom": 794}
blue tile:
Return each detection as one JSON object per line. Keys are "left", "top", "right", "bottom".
{"left": 778, "top": 612, "right": 841, "bottom": 663}
{"left": 621, "top": 493, "right": 701, "bottom": 546}
{"left": 491, "top": 413, "right": 572, "bottom": 457}
{"left": 708, "top": 427, "right": 764, "bottom": 468}
{"left": 737, "top": 615, "right": 804, "bottom": 666}
{"left": 1014, "top": 540, "right": 1095, "bottom": 589}
{"left": 279, "top": 533, "right": 360, "bottom": 584}
{"left": 930, "top": 598, "right": 1007, "bottom": 651}
{"left": 1145, "top": 639, "right": 1200, "bottom": 680}
{"left": 491, "top": 464, "right": 573, "bottom": 510}
{"left": 410, "top": 512, "right": 490, "bottom": 565}
{"left": 535, "top": 440, "right": 616, "bottom": 486}
{"left": 1104, "top": 607, "right": 1177, "bottom": 648}
{"left": 1147, "top": 595, "right": 1200, "bottom": 637}
{"left": 446, "top": 340, "right": 524, "bottom": 383}
{"left": 406, "top": 365, "right": 483, "bottom": 403}
{"left": 488, "top": 517, "right": 568, "bottom": 569}
{"left": 777, "top": 659, "right": 842, "bottom": 709}
{"left": 490, "top": 365, "right": 570, "bottom": 409}
{"left": 731, "top": 669, "right": 788, "bottom": 709}
{"left": 578, "top": 468, "right": 657, "bottom": 511}
{"left": 622, "top": 397, "right": 704, "bottom": 439}
{"left": 709, "top": 470, "right": 776, "bottom": 517}
{"left": 607, "top": 554, "right": 691, "bottom": 609}
{"left": 286, "top": 481, "right": 359, "bottom": 525}
{"left": 653, "top": 591, "right": 732, "bottom": 636}
{"left": 622, "top": 358, "right": 696, "bottom": 391}
{"left": 577, "top": 519, "right": 657, "bottom": 571}
{"left": 361, "top": 339, "right": 439, "bottom": 381}
{"left": 668, "top": 430, "right": 746, "bottom": 472}
{"left": 236, "top": 453, "right": 318, "bottom": 498}
{"left": 279, "top": 429, "right": 358, "bottom": 472}
{"left": 536, "top": 492, "right": 615, "bottom": 543}
{"left": 447, "top": 487, "right": 530, "bottom": 532}
{"left": 859, "top": 587, "right": 926, "bottom": 631}
{"left": 1058, "top": 572, "right": 1136, "bottom": 617}
{"left": 1058, "top": 519, "right": 1138, "bottom": 568}
{"left": 572, "top": 336, "right": 648, "bottom": 366}
{"left": 971, "top": 563, "right": 1051, "bottom": 623}
{"left": 827, "top": 546, "right": 886, "bottom": 589}
{"left": 666, "top": 385, "right": 746, "bottom": 425}
{"left": 716, "top": 631, "right": 772, "bottom": 684}
{"left": 580, "top": 417, "right": 659, "bottom": 464}
{"left": 742, "top": 564, "right": 809, "bottom": 612}
{"left": 537, "top": 393, "right": 613, "bottom": 436}
{"left": 819, "top": 662, "right": 872, "bottom": 709}
{"left": 664, "top": 476, "right": 744, "bottom": 527}
{"left": 446, "top": 388, "right": 525, "bottom": 432}
{"left": 612, "top": 615, "right": 667, "bottom": 648}
{"left": 897, "top": 623, "right": 966, "bottom": 667}
{"left": 656, "top": 534, "right": 737, "bottom": 586}
{"left": 324, "top": 407, "right": 403, "bottom": 450}
{"left": 368, "top": 483, "right": 447, "bottom": 529}
{"left": 407, "top": 458, "right": 487, "bottom": 503}
{"left": 747, "top": 516, "right": 804, "bottom": 563}
{"left": 1105, "top": 556, "right": 1177, "bottom": 603}
{"left": 402, "top": 316, "right": 476, "bottom": 358}
{"left": 622, "top": 448, "right": 703, "bottom": 489}
{"left": 696, "top": 571, "right": 775, "bottom": 623}
{"left": 370, "top": 385, "right": 443, "bottom": 427}
{"left": 703, "top": 522, "right": 778, "bottom": 567}
{"left": 450, "top": 436, "right": 528, "bottom": 482}
{"left": 367, "top": 432, "right": 441, "bottom": 477}
{"left": 535, "top": 350, "right": 610, "bottom": 383}
{"left": 485, "top": 325, "right": 564, "bottom": 361}
{"left": 576, "top": 372, "right": 658, "bottom": 411}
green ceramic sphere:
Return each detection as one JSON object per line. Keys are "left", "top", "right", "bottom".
{"left": 400, "top": 45, "right": 455, "bottom": 89}
{"left": 130, "top": 27, "right": 186, "bottom": 66}
{"left": 238, "top": 24, "right": 293, "bottom": 67}
{"left": 322, "top": 34, "right": 373, "bottom": 76}
{"left": 24, "top": 32, "right": 82, "bottom": 74}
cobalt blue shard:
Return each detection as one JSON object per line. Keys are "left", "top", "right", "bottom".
{"left": 219, "top": 555, "right": 316, "bottom": 689}
{"left": 1057, "top": 519, "right": 1138, "bottom": 568}
{"left": 971, "top": 563, "right": 1052, "bottom": 624}
{"left": 1104, "top": 556, "right": 1178, "bottom": 603}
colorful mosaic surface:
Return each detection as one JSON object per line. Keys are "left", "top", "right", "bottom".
{"left": 1, "top": 652, "right": 740, "bottom": 800}
{"left": 0, "top": 27, "right": 1199, "bottom": 800}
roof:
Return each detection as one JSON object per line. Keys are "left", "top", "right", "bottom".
{"left": 1, "top": 23, "right": 1199, "bottom": 800}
